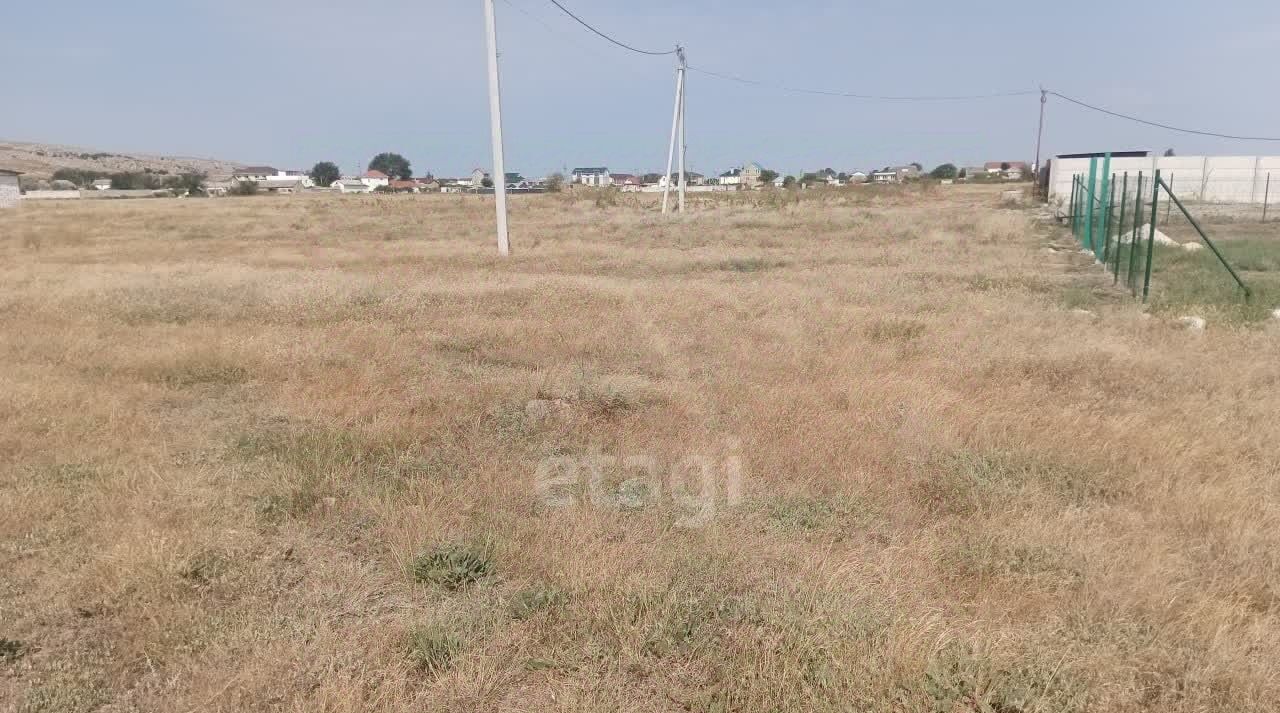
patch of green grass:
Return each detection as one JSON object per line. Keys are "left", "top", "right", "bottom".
{"left": 1059, "top": 285, "right": 1102, "bottom": 310}
{"left": 142, "top": 357, "right": 249, "bottom": 388}
{"left": 508, "top": 584, "right": 569, "bottom": 620}
{"left": 252, "top": 485, "right": 321, "bottom": 523}
{"left": 1144, "top": 241, "right": 1280, "bottom": 323}
{"left": 761, "top": 494, "right": 869, "bottom": 532}
{"left": 412, "top": 542, "right": 494, "bottom": 589}
{"left": 966, "top": 275, "right": 1052, "bottom": 294}
{"left": 407, "top": 624, "right": 463, "bottom": 675}
{"left": 708, "top": 257, "right": 788, "bottom": 273}
{"left": 0, "top": 638, "right": 29, "bottom": 661}
{"left": 31, "top": 463, "right": 103, "bottom": 486}
{"left": 919, "top": 450, "right": 1119, "bottom": 516}
{"left": 865, "top": 318, "right": 926, "bottom": 342}
{"left": 178, "top": 549, "right": 230, "bottom": 586}
{"left": 922, "top": 643, "right": 1087, "bottom": 713}
{"left": 944, "top": 537, "right": 1082, "bottom": 586}
{"left": 233, "top": 421, "right": 455, "bottom": 491}
{"left": 18, "top": 678, "right": 108, "bottom": 713}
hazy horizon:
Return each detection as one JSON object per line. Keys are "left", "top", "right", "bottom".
{"left": 3, "top": 1, "right": 1279, "bottom": 178}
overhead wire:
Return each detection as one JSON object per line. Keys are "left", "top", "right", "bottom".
{"left": 687, "top": 65, "right": 1038, "bottom": 102}
{"left": 545, "top": 0, "right": 675, "bottom": 56}
{"left": 1046, "top": 90, "right": 1280, "bottom": 142}
{"left": 535, "top": 1, "right": 1280, "bottom": 142}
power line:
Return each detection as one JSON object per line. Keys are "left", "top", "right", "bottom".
{"left": 1047, "top": 91, "right": 1280, "bottom": 142}
{"left": 545, "top": 0, "right": 675, "bottom": 56}
{"left": 687, "top": 65, "right": 1038, "bottom": 102}
{"left": 500, "top": 0, "right": 655, "bottom": 77}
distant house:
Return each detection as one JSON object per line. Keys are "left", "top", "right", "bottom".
{"left": 772, "top": 175, "right": 788, "bottom": 188}
{"left": 388, "top": 179, "right": 420, "bottom": 193}
{"left": 232, "top": 166, "right": 279, "bottom": 182}
{"left": 611, "top": 174, "right": 642, "bottom": 191}
{"left": 871, "top": 171, "right": 898, "bottom": 184}
{"left": 741, "top": 162, "right": 764, "bottom": 188}
{"left": 985, "top": 161, "right": 1028, "bottom": 180}
{"left": 469, "top": 168, "right": 490, "bottom": 187}
{"left": 258, "top": 179, "right": 305, "bottom": 194}
{"left": 847, "top": 171, "right": 868, "bottom": 183}
{"left": 0, "top": 169, "right": 21, "bottom": 208}
{"left": 91, "top": 178, "right": 112, "bottom": 191}
{"left": 360, "top": 170, "right": 391, "bottom": 189}
{"left": 893, "top": 165, "right": 921, "bottom": 181}
{"left": 718, "top": 168, "right": 742, "bottom": 186}
{"left": 334, "top": 179, "right": 372, "bottom": 194}
{"left": 571, "top": 167, "right": 611, "bottom": 187}
{"left": 205, "top": 181, "right": 232, "bottom": 196}
{"left": 415, "top": 178, "right": 441, "bottom": 192}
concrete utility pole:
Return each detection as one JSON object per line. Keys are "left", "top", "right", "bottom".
{"left": 1034, "top": 88, "right": 1047, "bottom": 191}
{"left": 483, "top": 0, "right": 511, "bottom": 255}
{"left": 662, "top": 45, "right": 685, "bottom": 214}
{"left": 677, "top": 46, "right": 687, "bottom": 213}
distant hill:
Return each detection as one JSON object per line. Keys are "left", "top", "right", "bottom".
{"left": 0, "top": 140, "right": 245, "bottom": 180}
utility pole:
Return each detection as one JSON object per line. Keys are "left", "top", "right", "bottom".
{"left": 1034, "top": 87, "right": 1047, "bottom": 197}
{"left": 483, "top": 0, "right": 511, "bottom": 255}
{"left": 662, "top": 45, "right": 685, "bottom": 214}
{"left": 677, "top": 46, "right": 687, "bottom": 213}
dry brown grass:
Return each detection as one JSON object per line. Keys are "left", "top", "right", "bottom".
{"left": 2, "top": 186, "right": 1279, "bottom": 711}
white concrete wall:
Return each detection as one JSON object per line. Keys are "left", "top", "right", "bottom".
{"left": 22, "top": 190, "right": 82, "bottom": 201}
{"left": 0, "top": 178, "right": 19, "bottom": 208}
{"left": 1048, "top": 155, "right": 1280, "bottom": 207}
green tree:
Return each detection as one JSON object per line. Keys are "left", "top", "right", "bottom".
{"left": 1164, "top": 148, "right": 1176, "bottom": 157}
{"left": 782, "top": 175, "right": 796, "bottom": 188}
{"left": 544, "top": 172, "right": 565, "bottom": 192}
{"left": 230, "top": 180, "right": 259, "bottom": 196}
{"left": 910, "top": 162, "right": 923, "bottom": 172}
{"left": 368, "top": 152, "right": 412, "bottom": 180}
{"left": 759, "top": 169, "right": 779, "bottom": 185}
{"left": 161, "top": 173, "right": 206, "bottom": 195}
{"left": 310, "top": 161, "right": 340, "bottom": 188}
{"left": 930, "top": 163, "right": 958, "bottom": 180}
{"left": 481, "top": 176, "right": 494, "bottom": 189}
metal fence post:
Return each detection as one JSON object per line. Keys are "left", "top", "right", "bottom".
{"left": 1103, "top": 174, "right": 1117, "bottom": 264}
{"left": 1129, "top": 172, "right": 1143, "bottom": 294}
{"left": 1070, "top": 176, "right": 1078, "bottom": 234}
{"left": 1086, "top": 158, "right": 1098, "bottom": 252}
{"left": 1165, "top": 173, "right": 1173, "bottom": 225}
{"left": 1143, "top": 170, "right": 1161, "bottom": 302}
{"left": 1115, "top": 173, "right": 1128, "bottom": 283}
{"left": 1264, "top": 172, "right": 1271, "bottom": 223}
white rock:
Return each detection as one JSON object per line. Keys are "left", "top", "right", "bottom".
{"left": 1137, "top": 224, "right": 1179, "bottom": 246}
{"left": 1178, "top": 316, "right": 1207, "bottom": 331}
{"left": 1069, "top": 308, "right": 1097, "bottom": 319}
{"left": 1182, "top": 242, "right": 1204, "bottom": 252}
{"left": 1271, "top": 308, "right": 1280, "bottom": 321}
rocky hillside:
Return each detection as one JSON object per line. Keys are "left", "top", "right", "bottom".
{"left": 0, "top": 140, "right": 243, "bottom": 180}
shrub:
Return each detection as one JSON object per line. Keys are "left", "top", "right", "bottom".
{"left": 509, "top": 585, "right": 568, "bottom": 620}
{"left": 411, "top": 542, "right": 494, "bottom": 589}
{"left": 229, "top": 180, "right": 258, "bottom": 196}
{"left": 407, "top": 625, "right": 462, "bottom": 675}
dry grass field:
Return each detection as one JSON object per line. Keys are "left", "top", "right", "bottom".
{"left": 2, "top": 186, "right": 1279, "bottom": 712}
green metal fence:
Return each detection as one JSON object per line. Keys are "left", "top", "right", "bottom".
{"left": 1068, "top": 154, "right": 1251, "bottom": 302}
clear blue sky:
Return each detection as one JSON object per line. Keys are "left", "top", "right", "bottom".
{"left": 3, "top": 1, "right": 1278, "bottom": 178}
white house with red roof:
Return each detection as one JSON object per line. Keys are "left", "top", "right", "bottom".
{"left": 359, "top": 170, "right": 391, "bottom": 189}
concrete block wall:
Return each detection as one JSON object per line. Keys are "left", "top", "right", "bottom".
{"left": 0, "top": 182, "right": 19, "bottom": 208}
{"left": 21, "top": 190, "right": 82, "bottom": 201}
{"left": 1048, "top": 155, "right": 1280, "bottom": 207}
